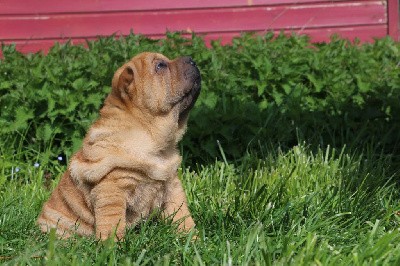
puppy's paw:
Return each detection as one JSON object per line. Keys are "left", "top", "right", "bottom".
{"left": 96, "top": 227, "right": 125, "bottom": 242}
{"left": 178, "top": 218, "right": 198, "bottom": 241}
{"left": 178, "top": 216, "right": 195, "bottom": 232}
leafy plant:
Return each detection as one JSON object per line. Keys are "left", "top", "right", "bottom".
{"left": 0, "top": 32, "right": 399, "bottom": 163}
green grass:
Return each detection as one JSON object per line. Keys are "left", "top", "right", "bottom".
{"left": 1, "top": 144, "right": 400, "bottom": 265}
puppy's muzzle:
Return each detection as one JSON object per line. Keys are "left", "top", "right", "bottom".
{"left": 177, "top": 56, "right": 201, "bottom": 120}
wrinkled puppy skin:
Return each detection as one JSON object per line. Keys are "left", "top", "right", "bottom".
{"left": 37, "top": 52, "right": 201, "bottom": 240}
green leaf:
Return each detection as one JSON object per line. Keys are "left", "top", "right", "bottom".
{"left": 72, "top": 78, "right": 86, "bottom": 90}
{"left": 355, "top": 75, "right": 370, "bottom": 93}
{"left": 0, "top": 81, "right": 12, "bottom": 90}
{"left": 306, "top": 73, "right": 323, "bottom": 92}
{"left": 257, "top": 84, "right": 265, "bottom": 96}
{"left": 36, "top": 124, "right": 53, "bottom": 142}
{"left": 10, "top": 107, "right": 34, "bottom": 131}
{"left": 282, "top": 84, "right": 292, "bottom": 95}
{"left": 202, "top": 92, "right": 218, "bottom": 109}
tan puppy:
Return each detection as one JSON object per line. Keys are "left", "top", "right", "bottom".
{"left": 37, "top": 52, "right": 201, "bottom": 240}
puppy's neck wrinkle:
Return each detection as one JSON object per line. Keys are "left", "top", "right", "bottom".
{"left": 120, "top": 104, "right": 178, "bottom": 148}
{"left": 102, "top": 95, "right": 180, "bottom": 152}
{"left": 144, "top": 117, "right": 179, "bottom": 151}
{"left": 106, "top": 102, "right": 124, "bottom": 112}
{"left": 104, "top": 95, "right": 128, "bottom": 112}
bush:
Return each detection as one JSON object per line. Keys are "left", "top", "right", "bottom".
{"left": 0, "top": 32, "right": 399, "bottom": 163}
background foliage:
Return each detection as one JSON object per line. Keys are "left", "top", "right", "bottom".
{"left": 0, "top": 32, "right": 399, "bottom": 163}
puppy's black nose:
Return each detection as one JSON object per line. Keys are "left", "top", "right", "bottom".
{"left": 183, "top": 56, "right": 196, "bottom": 67}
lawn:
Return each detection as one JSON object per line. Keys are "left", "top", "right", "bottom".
{"left": 0, "top": 33, "right": 400, "bottom": 264}
{"left": 1, "top": 144, "right": 400, "bottom": 264}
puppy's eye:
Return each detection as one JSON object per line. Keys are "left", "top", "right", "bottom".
{"left": 156, "top": 61, "right": 167, "bottom": 72}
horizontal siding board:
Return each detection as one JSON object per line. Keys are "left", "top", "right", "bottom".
{"left": 0, "top": 3, "right": 386, "bottom": 41}
{"left": 292, "top": 24, "right": 387, "bottom": 42}
{"left": 1, "top": 25, "right": 386, "bottom": 56}
{"left": 203, "top": 25, "right": 387, "bottom": 44}
{"left": 0, "top": 0, "right": 354, "bottom": 15}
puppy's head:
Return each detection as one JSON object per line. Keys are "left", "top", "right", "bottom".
{"left": 110, "top": 52, "right": 201, "bottom": 126}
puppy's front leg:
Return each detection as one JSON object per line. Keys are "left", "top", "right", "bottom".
{"left": 91, "top": 177, "right": 127, "bottom": 240}
{"left": 162, "top": 176, "right": 195, "bottom": 231}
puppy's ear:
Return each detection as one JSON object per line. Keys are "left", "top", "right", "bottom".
{"left": 111, "top": 64, "right": 135, "bottom": 100}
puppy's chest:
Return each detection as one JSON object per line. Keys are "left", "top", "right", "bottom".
{"left": 125, "top": 181, "right": 165, "bottom": 225}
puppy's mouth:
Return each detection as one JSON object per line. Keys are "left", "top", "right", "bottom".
{"left": 177, "top": 75, "right": 201, "bottom": 124}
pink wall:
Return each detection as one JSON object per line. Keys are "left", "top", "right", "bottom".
{"left": 0, "top": 0, "right": 398, "bottom": 54}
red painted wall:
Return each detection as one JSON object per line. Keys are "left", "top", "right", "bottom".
{"left": 0, "top": 0, "right": 398, "bottom": 54}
